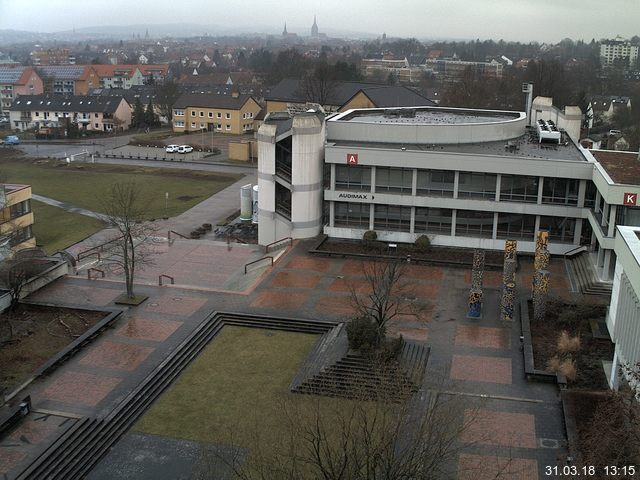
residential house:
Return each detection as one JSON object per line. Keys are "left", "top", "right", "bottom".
{"left": 9, "top": 95, "right": 132, "bottom": 132}
{"left": 30, "top": 48, "right": 76, "bottom": 65}
{"left": 0, "top": 184, "right": 35, "bottom": 256}
{"left": 36, "top": 65, "right": 100, "bottom": 95}
{"left": 172, "top": 92, "right": 261, "bottom": 134}
{"left": 600, "top": 37, "right": 639, "bottom": 67}
{"left": 265, "top": 78, "right": 435, "bottom": 114}
{"left": 589, "top": 95, "right": 632, "bottom": 126}
{"left": 0, "top": 67, "right": 44, "bottom": 116}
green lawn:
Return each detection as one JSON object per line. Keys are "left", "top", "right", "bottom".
{"left": 31, "top": 200, "right": 106, "bottom": 254}
{"left": 0, "top": 158, "right": 243, "bottom": 219}
{"left": 134, "top": 326, "right": 320, "bottom": 446}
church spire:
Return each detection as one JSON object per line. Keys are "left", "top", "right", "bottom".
{"left": 283, "top": 22, "right": 287, "bottom": 36}
{"left": 311, "top": 15, "right": 318, "bottom": 36}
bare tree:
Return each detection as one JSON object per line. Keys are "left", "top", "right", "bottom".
{"left": 348, "top": 260, "right": 425, "bottom": 345}
{"left": 209, "top": 372, "right": 482, "bottom": 480}
{"left": 300, "top": 63, "right": 338, "bottom": 108}
{"left": 100, "top": 181, "right": 158, "bottom": 299}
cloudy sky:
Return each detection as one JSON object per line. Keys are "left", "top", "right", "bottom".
{"left": 1, "top": 0, "right": 638, "bottom": 42}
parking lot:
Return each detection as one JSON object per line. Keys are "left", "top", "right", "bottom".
{"left": 104, "top": 144, "right": 226, "bottom": 162}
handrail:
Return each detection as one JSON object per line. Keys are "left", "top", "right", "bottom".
{"left": 77, "top": 235, "right": 123, "bottom": 261}
{"left": 159, "top": 274, "right": 175, "bottom": 286}
{"left": 78, "top": 251, "right": 100, "bottom": 262}
{"left": 87, "top": 268, "right": 105, "bottom": 279}
{"left": 244, "top": 256, "right": 273, "bottom": 274}
{"left": 264, "top": 236, "right": 292, "bottom": 254}
{"left": 563, "top": 245, "right": 587, "bottom": 258}
{"left": 168, "top": 230, "right": 188, "bottom": 241}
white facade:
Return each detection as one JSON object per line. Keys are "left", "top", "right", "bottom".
{"left": 606, "top": 226, "right": 640, "bottom": 391}
{"left": 600, "top": 39, "right": 639, "bottom": 66}
{"left": 257, "top": 112, "right": 325, "bottom": 246}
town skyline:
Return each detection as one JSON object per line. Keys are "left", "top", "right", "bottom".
{"left": 1, "top": 0, "right": 639, "bottom": 43}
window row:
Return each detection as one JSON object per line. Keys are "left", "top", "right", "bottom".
{"left": 334, "top": 166, "right": 582, "bottom": 206}
{"left": 333, "top": 202, "right": 576, "bottom": 243}
{"left": 189, "top": 122, "right": 231, "bottom": 131}
{"left": 191, "top": 111, "right": 232, "bottom": 119}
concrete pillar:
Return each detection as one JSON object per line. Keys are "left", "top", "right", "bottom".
{"left": 495, "top": 174, "right": 502, "bottom": 202}
{"left": 451, "top": 209, "right": 457, "bottom": 236}
{"left": 369, "top": 203, "right": 374, "bottom": 231}
{"left": 537, "top": 176, "right": 544, "bottom": 204}
{"left": 410, "top": 206, "right": 416, "bottom": 234}
{"left": 577, "top": 179, "right": 586, "bottom": 208}
{"left": 330, "top": 163, "right": 336, "bottom": 190}
{"left": 492, "top": 212, "right": 498, "bottom": 239}
{"left": 573, "top": 218, "right": 583, "bottom": 245}
{"left": 370, "top": 166, "right": 376, "bottom": 193}
{"left": 329, "top": 201, "right": 335, "bottom": 227}
{"left": 453, "top": 171, "right": 460, "bottom": 199}
{"left": 603, "top": 250, "right": 612, "bottom": 279}
{"left": 411, "top": 168, "right": 417, "bottom": 196}
{"left": 609, "top": 350, "right": 621, "bottom": 391}
{"left": 608, "top": 205, "right": 617, "bottom": 237}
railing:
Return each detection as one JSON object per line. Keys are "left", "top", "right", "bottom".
{"left": 244, "top": 256, "right": 273, "bottom": 274}
{"left": 168, "top": 230, "right": 188, "bottom": 241}
{"left": 563, "top": 245, "right": 587, "bottom": 259}
{"left": 76, "top": 235, "right": 123, "bottom": 262}
{"left": 264, "top": 237, "right": 292, "bottom": 254}
{"left": 158, "top": 274, "right": 175, "bottom": 286}
{"left": 87, "top": 268, "right": 105, "bottom": 279}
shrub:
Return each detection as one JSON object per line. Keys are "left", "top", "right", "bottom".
{"left": 376, "top": 335, "right": 405, "bottom": 363}
{"left": 547, "top": 356, "right": 577, "bottom": 381}
{"left": 414, "top": 235, "right": 431, "bottom": 254}
{"left": 557, "top": 330, "right": 581, "bottom": 352}
{"left": 363, "top": 230, "right": 377, "bottom": 242}
{"left": 346, "top": 316, "right": 381, "bottom": 352}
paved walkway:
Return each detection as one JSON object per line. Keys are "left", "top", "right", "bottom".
{"left": 0, "top": 232, "right": 607, "bottom": 479}
{"left": 32, "top": 194, "right": 106, "bottom": 220}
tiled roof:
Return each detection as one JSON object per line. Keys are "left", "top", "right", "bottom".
{"left": 592, "top": 150, "right": 640, "bottom": 186}
{"left": 266, "top": 78, "right": 435, "bottom": 108}
{"left": 11, "top": 95, "right": 127, "bottom": 114}
{"left": 172, "top": 93, "right": 256, "bottom": 110}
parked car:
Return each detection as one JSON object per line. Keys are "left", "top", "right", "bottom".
{"left": 177, "top": 145, "right": 193, "bottom": 154}
{"left": 165, "top": 144, "right": 179, "bottom": 153}
{"left": 4, "top": 135, "right": 19, "bottom": 145}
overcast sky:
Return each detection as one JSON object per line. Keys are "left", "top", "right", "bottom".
{"left": 1, "top": 0, "right": 638, "bottom": 43}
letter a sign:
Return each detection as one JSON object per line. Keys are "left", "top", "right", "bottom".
{"left": 623, "top": 192, "right": 637, "bottom": 206}
{"left": 346, "top": 153, "right": 358, "bottom": 165}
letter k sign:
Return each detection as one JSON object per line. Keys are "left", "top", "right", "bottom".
{"left": 623, "top": 192, "right": 637, "bottom": 206}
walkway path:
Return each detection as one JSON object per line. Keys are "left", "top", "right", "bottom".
{"left": 32, "top": 194, "right": 106, "bottom": 221}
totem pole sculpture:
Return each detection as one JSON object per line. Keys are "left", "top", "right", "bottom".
{"left": 532, "top": 230, "right": 550, "bottom": 322}
{"left": 468, "top": 249, "right": 485, "bottom": 318}
{"left": 501, "top": 239, "right": 518, "bottom": 321}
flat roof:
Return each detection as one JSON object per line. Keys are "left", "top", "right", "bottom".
{"left": 335, "top": 106, "right": 522, "bottom": 125}
{"left": 330, "top": 131, "right": 587, "bottom": 162}
{"left": 590, "top": 150, "right": 640, "bottom": 186}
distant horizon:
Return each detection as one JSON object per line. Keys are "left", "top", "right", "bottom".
{"left": 1, "top": 0, "right": 638, "bottom": 44}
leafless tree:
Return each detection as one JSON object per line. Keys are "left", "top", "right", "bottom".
{"left": 204, "top": 371, "right": 488, "bottom": 480}
{"left": 349, "top": 260, "right": 426, "bottom": 342}
{"left": 100, "top": 181, "right": 158, "bottom": 299}
{"left": 300, "top": 63, "right": 338, "bottom": 107}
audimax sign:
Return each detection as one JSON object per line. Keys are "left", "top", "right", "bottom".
{"left": 338, "top": 193, "right": 372, "bottom": 200}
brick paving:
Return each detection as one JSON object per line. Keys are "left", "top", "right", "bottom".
{"left": 462, "top": 409, "right": 537, "bottom": 448}
{"left": 458, "top": 453, "right": 539, "bottom": 480}
{"left": 115, "top": 318, "right": 183, "bottom": 342}
{"left": 40, "top": 372, "right": 122, "bottom": 407}
{"left": 142, "top": 295, "right": 208, "bottom": 316}
{"left": 454, "top": 325, "right": 511, "bottom": 349}
{"left": 271, "top": 271, "right": 322, "bottom": 289}
{"left": 79, "top": 341, "right": 155, "bottom": 371}
{"left": 450, "top": 354, "right": 512, "bottom": 384}
{"left": 0, "top": 451, "right": 26, "bottom": 474}
{"left": 463, "top": 269, "right": 504, "bottom": 288}
{"left": 250, "top": 290, "right": 308, "bottom": 310}
{"left": 3, "top": 234, "right": 592, "bottom": 479}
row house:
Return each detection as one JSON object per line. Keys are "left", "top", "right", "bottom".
{"left": 9, "top": 95, "right": 132, "bottom": 132}
{"left": 36, "top": 65, "right": 100, "bottom": 96}
{"left": 0, "top": 66, "right": 44, "bottom": 116}
{"left": 172, "top": 92, "right": 261, "bottom": 135}
{"left": 89, "top": 64, "right": 169, "bottom": 90}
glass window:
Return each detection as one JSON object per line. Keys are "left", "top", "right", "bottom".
{"left": 539, "top": 216, "right": 576, "bottom": 243}
{"left": 335, "top": 165, "right": 371, "bottom": 191}
{"left": 334, "top": 202, "right": 370, "bottom": 228}
{"left": 458, "top": 172, "right": 496, "bottom": 199}
{"left": 217, "top": 112, "right": 222, "bottom": 118}
{"left": 455, "top": 209, "right": 494, "bottom": 238}
{"left": 191, "top": 111, "right": 196, "bottom": 117}
{"left": 374, "top": 205, "right": 411, "bottom": 231}
{"left": 375, "top": 167, "right": 413, "bottom": 194}
{"left": 199, "top": 111, "right": 204, "bottom": 117}
{"left": 208, "top": 112, "right": 213, "bottom": 118}
{"left": 416, "top": 169, "right": 455, "bottom": 197}
{"left": 500, "top": 175, "right": 539, "bottom": 203}
{"left": 496, "top": 213, "right": 536, "bottom": 240}
{"left": 226, "top": 112, "right": 231, "bottom": 119}
{"left": 542, "top": 177, "right": 579, "bottom": 206}
{"left": 9, "top": 199, "right": 31, "bottom": 218}
{"left": 226, "top": 124, "right": 231, "bottom": 130}
{"left": 584, "top": 181, "right": 597, "bottom": 208}
{"left": 415, "top": 207, "right": 452, "bottom": 234}
{"left": 191, "top": 122, "right": 196, "bottom": 128}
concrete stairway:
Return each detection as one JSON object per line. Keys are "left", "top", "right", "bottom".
{"left": 567, "top": 253, "right": 613, "bottom": 296}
